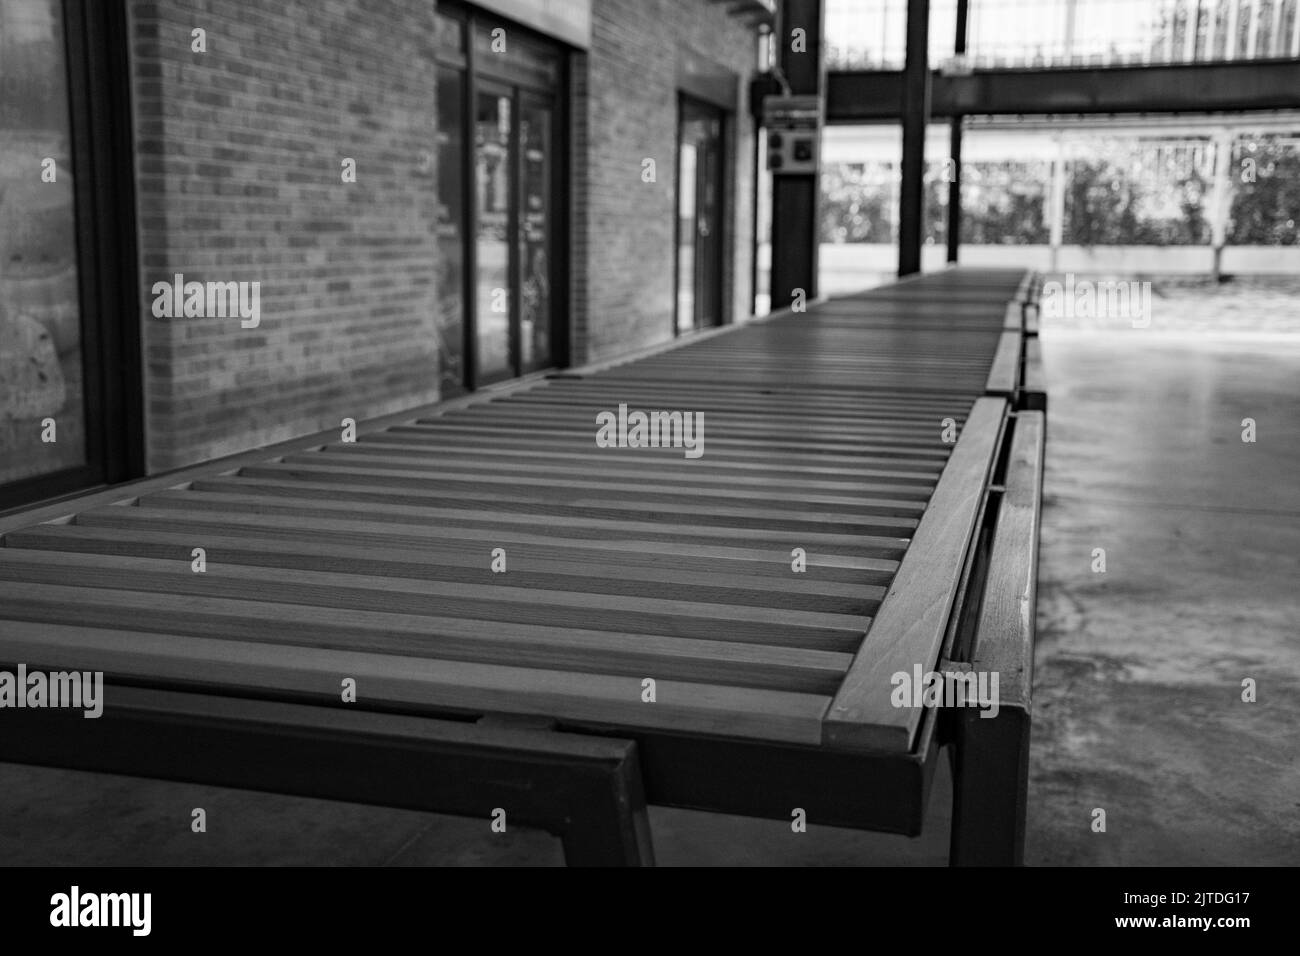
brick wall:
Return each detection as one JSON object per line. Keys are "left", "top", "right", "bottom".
{"left": 126, "top": 0, "right": 758, "bottom": 471}
{"left": 128, "top": 0, "right": 441, "bottom": 472}
{"left": 575, "top": 0, "right": 758, "bottom": 364}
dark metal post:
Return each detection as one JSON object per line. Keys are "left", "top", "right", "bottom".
{"left": 946, "top": 0, "right": 969, "bottom": 263}
{"left": 899, "top": 0, "right": 931, "bottom": 276}
{"left": 770, "top": 0, "right": 823, "bottom": 308}
{"left": 950, "top": 704, "right": 1031, "bottom": 865}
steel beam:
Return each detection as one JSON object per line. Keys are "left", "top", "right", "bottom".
{"left": 826, "top": 60, "right": 1300, "bottom": 122}
{"left": 0, "top": 684, "right": 657, "bottom": 866}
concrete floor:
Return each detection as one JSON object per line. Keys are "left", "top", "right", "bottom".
{"left": 2, "top": 308, "right": 1297, "bottom": 866}
{"left": 1028, "top": 328, "right": 1300, "bottom": 866}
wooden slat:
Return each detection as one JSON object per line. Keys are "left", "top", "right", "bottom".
{"left": 0, "top": 379, "right": 549, "bottom": 537}
{"left": 823, "top": 397, "right": 1008, "bottom": 752}
{"left": 511, "top": 382, "right": 975, "bottom": 411}
{"left": 133, "top": 488, "right": 914, "bottom": 554}
{"left": 387, "top": 420, "right": 954, "bottom": 460}
{"left": 247, "top": 456, "right": 941, "bottom": 502}
{"left": 985, "top": 330, "right": 1022, "bottom": 397}
{"left": 72, "top": 505, "right": 907, "bottom": 570}
{"left": 0, "top": 578, "right": 855, "bottom": 695}
{"left": 969, "top": 411, "right": 1045, "bottom": 713}
{"left": 0, "top": 620, "right": 831, "bottom": 745}
{"left": 442, "top": 406, "right": 950, "bottom": 443}
{"left": 6, "top": 524, "right": 887, "bottom": 606}
{"left": 374, "top": 428, "right": 951, "bottom": 469}
{"left": 177, "top": 476, "right": 920, "bottom": 542}
{"left": 308, "top": 446, "right": 940, "bottom": 494}
{"left": 261, "top": 457, "right": 934, "bottom": 509}
{"left": 226, "top": 466, "right": 927, "bottom": 525}
{"left": 0, "top": 550, "right": 869, "bottom": 652}
{"left": 352, "top": 437, "right": 947, "bottom": 482}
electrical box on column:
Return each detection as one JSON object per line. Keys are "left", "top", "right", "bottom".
{"left": 764, "top": 94, "right": 822, "bottom": 175}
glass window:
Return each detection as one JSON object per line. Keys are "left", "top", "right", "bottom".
{"left": 0, "top": 0, "right": 87, "bottom": 485}
{"left": 519, "top": 99, "right": 552, "bottom": 372}
{"left": 436, "top": 66, "right": 466, "bottom": 396}
{"left": 434, "top": 10, "right": 466, "bottom": 55}
{"left": 475, "top": 89, "right": 514, "bottom": 384}
{"left": 473, "top": 20, "right": 560, "bottom": 86}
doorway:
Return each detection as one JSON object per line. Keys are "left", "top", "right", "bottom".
{"left": 473, "top": 83, "right": 556, "bottom": 386}
{"left": 434, "top": 8, "right": 563, "bottom": 394}
{"left": 676, "top": 96, "right": 726, "bottom": 334}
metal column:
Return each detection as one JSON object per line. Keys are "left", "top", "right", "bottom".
{"left": 1210, "top": 128, "right": 1234, "bottom": 281}
{"left": 946, "top": 0, "right": 969, "bottom": 263}
{"left": 899, "top": 0, "right": 931, "bottom": 276}
{"left": 769, "top": 0, "right": 824, "bottom": 308}
{"left": 1048, "top": 135, "right": 1066, "bottom": 272}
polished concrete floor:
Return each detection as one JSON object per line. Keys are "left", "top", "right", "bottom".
{"left": 1028, "top": 328, "right": 1300, "bottom": 866}
{"left": 1, "top": 316, "right": 1297, "bottom": 866}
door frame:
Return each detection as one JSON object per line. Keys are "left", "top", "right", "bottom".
{"left": 674, "top": 93, "right": 728, "bottom": 338}
{"left": 444, "top": 4, "right": 569, "bottom": 393}
{"left": 1, "top": 0, "right": 143, "bottom": 513}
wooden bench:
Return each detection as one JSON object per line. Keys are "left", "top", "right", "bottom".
{"left": 0, "top": 268, "right": 1045, "bottom": 865}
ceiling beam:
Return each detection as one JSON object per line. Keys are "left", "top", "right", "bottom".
{"left": 818, "top": 60, "right": 1300, "bottom": 122}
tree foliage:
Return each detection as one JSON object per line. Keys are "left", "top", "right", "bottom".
{"left": 1229, "top": 142, "right": 1300, "bottom": 246}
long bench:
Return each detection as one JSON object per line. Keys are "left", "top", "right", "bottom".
{"left": 0, "top": 267, "right": 1045, "bottom": 866}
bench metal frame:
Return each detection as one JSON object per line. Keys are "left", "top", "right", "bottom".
{"left": 0, "top": 686, "right": 656, "bottom": 866}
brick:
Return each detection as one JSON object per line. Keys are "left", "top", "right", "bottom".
{"left": 128, "top": 0, "right": 440, "bottom": 472}
{"left": 128, "top": 0, "right": 759, "bottom": 471}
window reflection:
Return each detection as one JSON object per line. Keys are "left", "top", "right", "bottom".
{"left": 0, "top": 0, "right": 86, "bottom": 485}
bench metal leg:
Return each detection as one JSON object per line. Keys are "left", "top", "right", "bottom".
{"left": 950, "top": 409, "right": 1042, "bottom": 866}
{"left": 557, "top": 754, "right": 655, "bottom": 866}
{"left": 949, "top": 703, "right": 1030, "bottom": 866}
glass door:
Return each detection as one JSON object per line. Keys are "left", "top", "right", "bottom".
{"left": 474, "top": 83, "right": 515, "bottom": 385}
{"left": 473, "top": 82, "right": 555, "bottom": 384}
{"left": 441, "top": 12, "right": 562, "bottom": 393}
{"left": 676, "top": 97, "right": 725, "bottom": 334}
{"left": 519, "top": 95, "right": 553, "bottom": 374}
